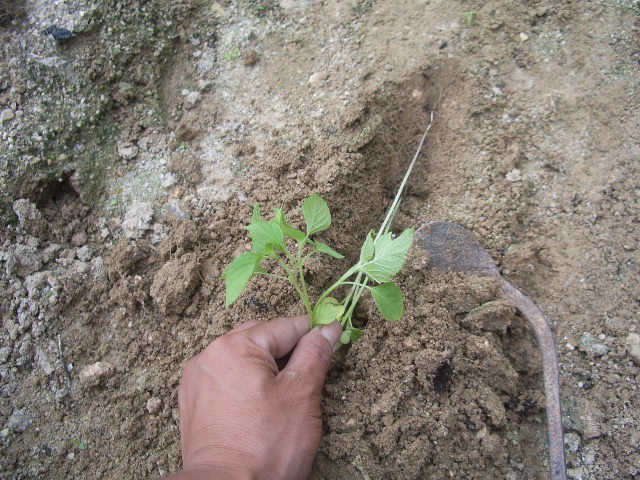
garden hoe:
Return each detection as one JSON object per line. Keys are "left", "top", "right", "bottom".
{"left": 415, "top": 221, "right": 567, "bottom": 480}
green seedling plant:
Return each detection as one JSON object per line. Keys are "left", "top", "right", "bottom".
{"left": 465, "top": 9, "right": 477, "bottom": 26}
{"left": 223, "top": 114, "right": 433, "bottom": 344}
{"left": 224, "top": 47, "right": 241, "bottom": 60}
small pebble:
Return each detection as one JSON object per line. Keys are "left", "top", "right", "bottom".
{"left": 1, "top": 109, "right": 16, "bottom": 124}
{"left": 506, "top": 169, "right": 523, "bottom": 182}
{"left": 625, "top": 333, "right": 640, "bottom": 364}
{"left": 79, "top": 361, "right": 115, "bottom": 387}
{"left": 308, "top": 72, "right": 324, "bottom": 87}
{"left": 146, "top": 397, "right": 162, "bottom": 414}
{"left": 117, "top": 142, "right": 138, "bottom": 160}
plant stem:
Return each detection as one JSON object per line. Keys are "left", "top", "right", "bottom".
{"left": 297, "top": 242, "right": 313, "bottom": 326}
{"left": 342, "top": 281, "right": 372, "bottom": 290}
{"left": 276, "top": 255, "right": 313, "bottom": 318}
{"left": 255, "top": 272, "right": 291, "bottom": 282}
{"left": 378, "top": 111, "right": 434, "bottom": 236}
{"left": 315, "top": 264, "right": 359, "bottom": 308}
{"left": 342, "top": 113, "right": 434, "bottom": 322}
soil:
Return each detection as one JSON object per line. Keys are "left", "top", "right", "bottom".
{"left": 1, "top": 1, "right": 639, "bottom": 479}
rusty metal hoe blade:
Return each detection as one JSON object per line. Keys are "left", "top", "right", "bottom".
{"left": 415, "top": 222, "right": 567, "bottom": 480}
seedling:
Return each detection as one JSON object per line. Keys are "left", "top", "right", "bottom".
{"left": 224, "top": 48, "right": 241, "bottom": 60}
{"left": 224, "top": 114, "right": 434, "bottom": 343}
{"left": 465, "top": 10, "right": 477, "bottom": 26}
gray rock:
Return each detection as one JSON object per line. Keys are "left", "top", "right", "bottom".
{"left": 184, "top": 91, "right": 202, "bottom": 109}
{"left": 578, "top": 333, "right": 609, "bottom": 356}
{"left": 564, "top": 397, "right": 604, "bottom": 439}
{"left": 90, "top": 256, "right": 106, "bottom": 281}
{"left": 0, "top": 109, "right": 15, "bottom": 124}
{"left": 149, "top": 223, "right": 164, "bottom": 245}
{"left": 625, "top": 333, "right": 640, "bottom": 364}
{"left": 71, "top": 231, "right": 87, "bottom": 246}
{"left": 24, "top": 271, "right": 48, "bottom": 297}
{"left": 146, "top": 396, "right": 162, "bottom": 414}
{"left": 567, "top": 467, "right": 584, "bottom": 480}
{"left": 117, "top": 142, "right": 139, "bottom": 160}
{"left": 76, "top": 245, "right": 92, "bottom": 262}
{"left": 79, "top": 361, "right": 115, "bottom": 387}
{"left": 6, "top": 409, "right": 33, "bottom": 433}
{"left": 506, "top": 168, "right": 523, "bottom": 182}
{"left": 160, "top": 199, "right": 190, "bottom": 220}
{"left": 122, "top": 202, "right": 154, "bottom": 239}
{"left": 12, "top": 199, "right": 46, "bottom": 236}
{"left": 308, "top": 72, "right": 325, "bottom": 87}
{"left": 12, "top": 244, "right": 44, "bottom": 277}
{"left": 0, "top": 346, "right": 11, "bottom": 364}
{"left": 564, "top": 432, "right": 581, "bottom": 453}
{"left": 35, "top": 344, "right": 57, "bottom": 376}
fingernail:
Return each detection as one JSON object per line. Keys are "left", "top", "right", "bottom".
{"left": 319, "top": 322, "right": 342, "bottom": 351}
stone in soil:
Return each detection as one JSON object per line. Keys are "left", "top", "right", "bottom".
{"left": 122, "top": 201, "right": 154, "bottom": 239}
{"left": 79, "top": 361, "right": 115, "bottom": 387}
{"left": 625, "top": 333, "right": 640, "bottom": 364}
{"left": 150, "top": 252, "right": 201, "bottom": 315}
{"left": 6, "top": 409, "right": 33, "bottom": 433}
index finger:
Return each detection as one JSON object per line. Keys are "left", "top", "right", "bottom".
{"left": 236, "top": 315, "right": 310, "bottom": 359}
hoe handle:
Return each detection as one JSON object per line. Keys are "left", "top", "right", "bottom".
{"left": 500, "top": 278, "right": 567, "bottom": 480}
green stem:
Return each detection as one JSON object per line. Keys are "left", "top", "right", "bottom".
{"left": 297, "top": 241, "right": 313, "bottom": 327}
{"left": 342, "top": 282, "right": 372, "bottom": 290}
{"left": 276, "top": 255, "right": 313, "bottom": 318}
{"left": 378, "top": 112, "right": 433, "bottom": 236}
{"left": 315, "top": 264, "right": 359, "bottom": 307}
{"left": 255, "top": 272, "right": 291, "bottom": 282}
{"left": 341, "top": 113, "right": 434, "bottom": 324}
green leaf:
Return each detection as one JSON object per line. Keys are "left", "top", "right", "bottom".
{"left": 314, "top": 241, "right": 344, "bottom": 259}
{"left": 312, "top": 297, "right": 345, "bottom": 325}
{"left": 349, "top": 327, "right": 364, "bottom": 341}
{"left": 361, "top": 229, "right": 414, "bottom": 283}
{"left": 340, "top": 327, "right": 364, "bottom": 344}
{"left": 370, "top": 282, "right": 404, "bottom": 321}
{"left": 246, "top": 220, "right": 286, "bottom": 253}
{"left": 302, "top": 194, "right": 331, "bottom": 235}
{"left": 273, "top": 208, "right": 306, "bottom": 242}
{"left": 252, "top": 203, "right": 262, "bottom": 222}
{"left": 359, "top": 230, "right": 375, "bottom": 262}
{"left": 223, "top": 252, "right": 263, "bottom": 307}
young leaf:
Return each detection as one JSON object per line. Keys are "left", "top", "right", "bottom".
{"left": 349, "top": 327, "right": 364, "bottom": 342}
{"left": 246, "top": 220, "right": 286, "bottom": 253}
{"left": 370, "top": 282, "right": 404, "bottom": 321}
{"left": 313, "top": 241, "right": 344, "bottom": 259}
{"left": 302, "top": 194, "right": 331, "bottom": 235}
{"left": 252, "top": 203, "right": 262, "bottom": 223}
{"left": 223, "top": 252, "right": 263, "bottom": 307}
{"left": 361, "top": 229, "right": 414, "bottom": 283}
{"left": 312, "top": 297, "right": 345, "bottom": 325}
{"left": 273, "top": 208, "right": 306, "bottom": 242}
{"left": 340, "top": 327, "right": 364, "bottom": 344}
{"left": 359, "top": 230, "right": 375, "bottom": 262}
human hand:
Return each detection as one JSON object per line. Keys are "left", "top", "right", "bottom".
{"left": 164, "top": 316, "right": 342, "bottom": 480}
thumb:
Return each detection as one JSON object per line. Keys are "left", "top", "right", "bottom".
{"left": 281, "top": 322, "right": 342, "bottom": 394}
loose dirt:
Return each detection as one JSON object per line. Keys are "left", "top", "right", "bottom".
{"left": 1, "top": 1, "right": 639, "bottom": 479}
